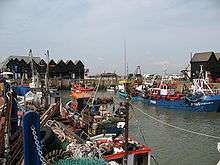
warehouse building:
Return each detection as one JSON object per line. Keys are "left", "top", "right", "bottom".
{"left": 190, "top": 52, "right": 220, "bottom": 82}
{"left": 0, "top": 56, "right": 84, "bottom": 80}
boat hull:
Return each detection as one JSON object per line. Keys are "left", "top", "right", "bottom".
{"left": 74, "top": 88, "right": 95, "bottom": 91}
{"left": 117, "top": 91, "right": 140, "bottom": 101}
{"left": 15, "top": 85, "right": 31, "bottom": 96}
{"left": 143, "top": 95, "right": 220, "bottom": 112}
{"left": 106, "top": 89, "right": 115, "bottom": 92}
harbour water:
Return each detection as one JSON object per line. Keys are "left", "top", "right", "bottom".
{"left": 129, "top": 102, "right": 220, "bottom": 165}
{"left": 61, "top": 91, "right": 220, "bottom": 165}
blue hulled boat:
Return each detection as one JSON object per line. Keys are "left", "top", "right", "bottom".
{"left": 144, "top": 95, "right": 220, "bottom": 112}
{"left": 117, "top": 90, "right": 141, "bottom": 101}
{"left": 142, "top": 78, "right": 220, "bottom": 112}
{"left": 15, "top": 84, "right": 31, "bottom": 96}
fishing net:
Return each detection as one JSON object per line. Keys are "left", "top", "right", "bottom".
{"left": 52, "top": 158, "right": 107, "bottom": 165}
{"left": 66, "top": 142, "right": 99, "bottom": 158}
{"left": 57, "top": 140, "right": 71, "bottom": 149}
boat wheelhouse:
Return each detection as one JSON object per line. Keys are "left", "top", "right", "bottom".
{"left": 146, "top": 83, "right": 183, "bottom": 101}
{"left": 159, "top": 83, "right": 176, "bottom": 96}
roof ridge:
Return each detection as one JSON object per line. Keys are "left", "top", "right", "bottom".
{"left": 191, "top": 52, "right": 215, "bottom": 62}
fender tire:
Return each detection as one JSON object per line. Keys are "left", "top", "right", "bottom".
{"left": 40, "top": 126, "right": 56, "bottom": 145}
{"left": 40, "top": 126, "right": 60, "bottom": 155}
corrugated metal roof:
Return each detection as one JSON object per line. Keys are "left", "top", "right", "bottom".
{"left": 0, "top": 55, "right": 83, "bottom": 71}
{"left": 74, "top": 60, "right": 80, "bottom": 65}
{"left": 66, "top": 60, "right": 71, "bottom": 64}
{"left": 57, "top": 59, "right": 65, "bottom": 64}
{"left": 49, "top": 59, "right": 57, "bottom": 65}
{"left": 191, "top": 52, "right": 214, "bottom": 62}
{"left": 7, "top": 56, "right": 41, "bottom": 63}
{"left": 0, "top": 55, "right": 41, "bottom": 69}
{"left": 66, "top": 60, "right": 75, "bottom": 66}
{"left": 215, "top": 53, "right": 220, "bottom": 61}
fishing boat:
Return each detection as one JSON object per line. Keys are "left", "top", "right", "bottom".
{"left": 117, "top": 80, "right": 141, "bottom": 101}
{"left": 56, "top": 96, "right": 153, "bottom": 164}
{"left": 0, "top": 71, "right": 153, "bottom": 164}
{"left": 67, "top": 86, "right": 153, "bottom": 164}
{"left": 118, "top": 90, "right": 140, "bottom": 101}
{"left": 92, "top": 135, "right": 152, "bottom": 165}
{"left": 15, "top": 84, "right": 31, "bottom": 96}
{"left": 143, "top": 78, "right": 220, "bottom": 112}
{"left": 72, "top": 83, "right": 95, "bottom": 92}
{"left": 106, "top": 85, "right": 116, "bottom": 92}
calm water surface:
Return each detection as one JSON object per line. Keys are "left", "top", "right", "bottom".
{"left": 61, "top": 91, "right": 220, "bottom": 165}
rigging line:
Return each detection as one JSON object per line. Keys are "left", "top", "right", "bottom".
{"left": 129, "top": 104, "right": 146, "bottom": 141}
{"left": 92, "top": 76, "right": 102, "bottom": 104}
{"left": 74, "top": 77, "right": 103, "bottom": 128}
{"left": 112, "top": 96, "right": 147, "bottom": 143}
{"left": 130, "top": 105, "right": 147, "bottom": 145}
{"left": 151, "top": 155, "right": 160, "bottom": 165}
{"left": 80, "top": 77, "right": 102, "bottom": 114}
{"left": 113, "top": 96, "right": 160, "bottom": 165}
{"left": 112, "top": 96, "right": 220, "bottom": 140}
{"left": 131, "top": 103, "right": 220, "bottom": 140}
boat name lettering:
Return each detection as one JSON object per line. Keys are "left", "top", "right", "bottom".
{"left": 191, "top": 102, "right": 214, "bottom": 106}
{"left": 150, "top": 100, "right": 156, "bottom": 104}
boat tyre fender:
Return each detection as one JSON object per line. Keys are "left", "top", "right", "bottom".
{"left": 40, "top": 126, "right": 56, "bottom": 144}
{"left": 40, "top": 126, "right": 60, "bottom": 154}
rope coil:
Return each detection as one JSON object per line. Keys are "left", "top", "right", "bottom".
{"left": 46, "top": 120, "right": 77, "bottom": 143}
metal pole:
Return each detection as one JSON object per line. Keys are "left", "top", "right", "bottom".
{"left": 29, "top": 49, "right": 35, "bottom": 85}
{"left": 123, "top": 82, "right": 130, "bottom": 165}
{"left": 124, "top": 40, "right": 127, "bottom": 78}
{"left": 123, "top": 100, "right": 129, "bottom": 165}
{"left": 45, "top": 50, "right": 49, "bottom": 91}
{"left": 44, "top": 50, "right": 50, "bottom": 108}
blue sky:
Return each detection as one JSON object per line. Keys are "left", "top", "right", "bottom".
{"left": 0, "top": 0, "right": 220, "bottom": 74}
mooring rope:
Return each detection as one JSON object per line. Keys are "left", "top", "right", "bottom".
{"left": 113, "top": 96, "right": 161, "bottom": 164}
{"left": 91, "top": 77, "right": 102, "bottom": 105}
{"left": 132, "top": 103, "right": 220, "bottom": 139}
{"left": 113, "top": 96, "right": 220, "bottom": 140}
{"left": 130, "top": 105, "right": 148, "bottom": 145}
{"left": 81, "top": 77, "right": 102, "bottom": 114}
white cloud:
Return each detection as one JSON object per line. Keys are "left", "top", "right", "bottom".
{"left": 0, "top": 0, "right": 220, "bottom": 74}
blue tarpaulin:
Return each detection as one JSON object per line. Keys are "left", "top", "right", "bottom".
{"left": 15, "top": 86, "right": 31, "bottom": 96}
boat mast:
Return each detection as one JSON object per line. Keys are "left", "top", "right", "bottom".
{"left": 193, "top": 65, "right": 214, "bottom": 95}
{"left": 29, "top": 49, "right": 35, "bottom": 85}
{"left": 44, "top": 50, "right": 50, "bottom": 108}
{"left": 45, "top": 50, "right": 49, "bottom": 91}
{"left": 124, "top": 40, "right": 127, "bottom": 78}
{"left": 123, "top": 82, "right": 130, "bottom": 165}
